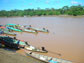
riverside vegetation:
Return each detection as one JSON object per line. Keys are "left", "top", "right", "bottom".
{"left": 0, "top": 5, "right": 84, "bottom": 17}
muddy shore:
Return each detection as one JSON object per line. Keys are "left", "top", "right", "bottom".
{"left": 0, "top": 48, "right": 47, "bottom": 63}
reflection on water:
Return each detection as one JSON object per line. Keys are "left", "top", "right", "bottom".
{"left": 0, "top": 16, "right": 84, "bottom": 63}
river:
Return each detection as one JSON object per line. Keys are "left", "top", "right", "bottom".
{"left": 0, "top": 16, "right": 84, "bottom": 63}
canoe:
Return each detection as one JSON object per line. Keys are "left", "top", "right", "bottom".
{"left": 0, "top": 29, "right": 16, "bottom": 36}
{"left": 25, "top": 46, "right": 48, "bottom": 53}
{"left": 23, "top": 29, "right": 38, "bottom": 33}
{"left": 6, "top": 24, "right": 21, "bottom": 29}
{"left": 25, "top": 52, "right": 48, "bottom": 63}
{"left": 6, "top": 27, "right": 22, "bottom": 32}
{"left": 27, "top": 26, "right": 49, "bottom": 33}
{"left": 25, "top": 52, "right": 72, "bottom": 63}
{"left": 4, "top": 31, "right": 17, "bottom": 36}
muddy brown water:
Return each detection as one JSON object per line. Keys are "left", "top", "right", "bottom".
{"left": 0, "top": 16, "right": 84, "bottom": 63}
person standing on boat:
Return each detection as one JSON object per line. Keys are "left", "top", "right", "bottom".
{"left": 25, "top": 42, "right": 30, "bottom": 46}
{"left": 17, "top": 40, "right": 20, "bottom": 48}
{"left": 41, "top": 47, "right": 48, "bottom": 52}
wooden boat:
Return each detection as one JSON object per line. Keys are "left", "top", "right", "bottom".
{"left": 6, "top": 24, "right": 21, "bottom": 29}
{"left": 25, "top": 46, "right": 48, "bottom": 53}
{"left": 0, "top": 36, "right": 26, "bottom": 49}
{"left": 26, "top": 26, "right": 49, "bottom": 33}
{"left": 6, "top": 27, "right": 22, "bottom": 32}
{"left": 4, "top": 31, "right": 16, "bottom": 36}
{"left": 22, "top": 28, "right": 38, "bottom": 34}
{"left": 0, "top": 29, "right": 16, "bottom": 36}
{"left": 25, "top": 52, "right": 72, "bottom": 63}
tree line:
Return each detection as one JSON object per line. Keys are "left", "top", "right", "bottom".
{"left": 0, "top": 5, "right": 84, "bottom": 17}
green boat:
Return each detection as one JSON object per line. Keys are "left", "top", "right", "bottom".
{"left": 23, "top": 28, "right": 38, "bottom": 33}
{"left": 6, "top": 27, "right": 22, "bottom": 32}
{"left": 4, "top": 31, "right": 16, "bottom": 36}
{"left": 0, "top": 29, "right": 16, "bottom": 36}
{"left": 26, "top": 26, "right": 49, "bottom": 33}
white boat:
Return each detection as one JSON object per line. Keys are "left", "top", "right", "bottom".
{"left": 25, "top": 51, "right": 72, "bottom": 63}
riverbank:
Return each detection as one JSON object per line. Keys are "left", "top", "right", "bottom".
{"left": 0, "top": 15, "right": 84, "bottom": 18}
{"left": 0, "top": 48, "right": 47, "bottom": 63}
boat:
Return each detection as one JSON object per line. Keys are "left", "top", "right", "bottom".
{"left": 0, "top": 36, "right": 26, "bottom": 49}
{"left": 9, "top": 25, "right": 38, "bottom": 33}
{"left": 25, "top": 46, "right": 48, "bottom": 53}
{"left": 4, "top": 31, "right": 17, "bottom": 36}
{"left": 26, "top": 26, "right": 49, "bottom": 33}
{"left": 22, "top": 28, "right": 38, "bottom": 34}
{"left": 0, "top": 28, "right": 17, "bottom": 36}
{"left": 25, "top": 51, "right": 72, "bottom": 63}
{"left": 6, "top": 24, "right": 21, "bottom": 27}
{"left": 6, "top": 27, "right": 22, "bottom": 32}
{"left": 6, "top": 24, "right": 21, "bottom": 29}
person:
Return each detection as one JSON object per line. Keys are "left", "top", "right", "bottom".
{"left": 41, "top": 47, "right": 48, "bottom": 52}
{"left": 13, "top": 37, "right": 16, "bottom": 40}
{"left": 29, "top": 25, "right": 31, "bottom": 27}
{"left": 41, "top": 47, "right": 45, "bottom": 51}
{"left": 43, "top": 28, "right": 45, "bottom": 30}
{"left": 17, "top": 40, "right": 20, "bottom": 44}
{"left": 16, "top": 40, "right": 20, "bottom": 49}
{"left": 47, "top": 29, "right": 49, "bottom": 32}
{"left": 35, "top": 30, "right": 38, "bottom": 33}
{"left": 25, "top": 42, "right": 30, "bottom": 46}
{"left": 29, "top": 52, "right": 32, "bottom": 54}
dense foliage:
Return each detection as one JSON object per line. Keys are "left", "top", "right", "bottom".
{"left": 0, "top": 5, "right": 84, "bottom": 17}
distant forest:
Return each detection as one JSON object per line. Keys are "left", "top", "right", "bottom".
{"left": 0, "top": 5, "right": 84, "bottom": 17}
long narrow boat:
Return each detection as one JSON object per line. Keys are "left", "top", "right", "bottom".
{"left": 22, "top": 28, "right": 38, "bottom": 33}
{"left": 25, "top": 46, "right": 48, "bottom": 53}
{"left": 6, "top": 24, "right": 21, "bottom": 29}
{"left": 4, "top": 31, "right": 17, "bottom": 36}
{"left": 0, "top": 29, "right": 16, "bottom": 36}
{"left": 25, "top": 52, "right": 72, "bottom": 63}
{"left": 6, "top": 27, "right": 22, "bottom": 32}
{"left": 26, "top": 26, "right": 49, "bottom": 33}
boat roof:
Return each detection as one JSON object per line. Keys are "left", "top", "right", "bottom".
{"left": 0, "top": 36, "right": 26, "bottom": 45}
